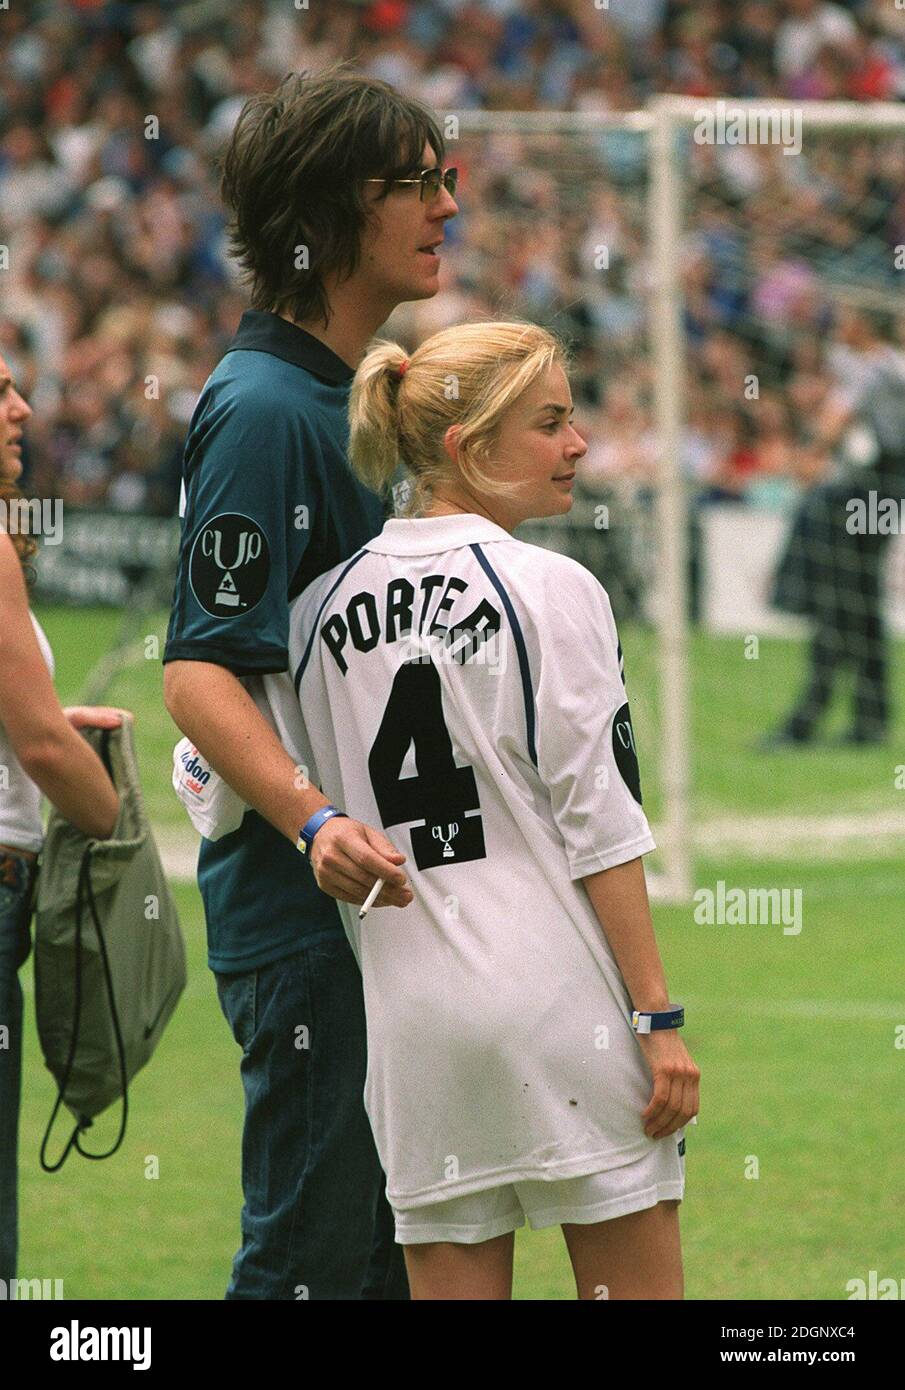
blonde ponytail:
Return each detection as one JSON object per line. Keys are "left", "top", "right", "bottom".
{"left": 347, "top": 339, "right": 409, "bottom": 496}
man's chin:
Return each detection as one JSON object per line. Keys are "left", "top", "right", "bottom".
{"left": 398, "top": 274, "right": 442, "bottom": 303}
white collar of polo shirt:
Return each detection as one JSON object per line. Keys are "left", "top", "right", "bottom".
{"left": 366, "top": 512, "right": 514, "bottom": 556}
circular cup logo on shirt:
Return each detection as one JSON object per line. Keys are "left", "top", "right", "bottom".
{"left": 612, "top": 701, "right": 643, "bottom": 805}
{"left": 189, "top": 513, "right": 270, "bottom": 619}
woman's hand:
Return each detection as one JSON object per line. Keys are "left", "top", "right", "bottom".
{"left": 62, "top": 706, "right": 132, "bottom": 731}
{"left": 637, "top": 1031, "right": 700, "bottom": 1140}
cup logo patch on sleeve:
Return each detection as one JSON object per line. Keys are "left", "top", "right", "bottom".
{"left": 189, "top": 512, "right": 270, "bottom": 618}
{"left": 612, "top": 701, "right": 643, "bottom": 805}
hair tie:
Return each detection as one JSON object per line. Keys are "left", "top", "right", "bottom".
{"left": 396, "top": 358, "right": 409, "bottom": 378}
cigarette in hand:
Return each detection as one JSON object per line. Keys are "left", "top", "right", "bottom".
{"left": 358, "top": 877, "right": 385, "bottom": 920}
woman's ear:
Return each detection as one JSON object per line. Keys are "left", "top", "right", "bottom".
{"left": 442, "top": 423, "right": 461, "bottom": 467}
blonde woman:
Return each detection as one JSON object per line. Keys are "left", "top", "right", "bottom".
{"left": 263, "top": 322, "right": 700, "bottom": 1300}
{"left": 0, "top": 354, "right": 123, "bottom": 1282}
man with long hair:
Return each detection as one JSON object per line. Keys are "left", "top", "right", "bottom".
{"left": 163, "top": 66, "right": 458, "bottom": 1299}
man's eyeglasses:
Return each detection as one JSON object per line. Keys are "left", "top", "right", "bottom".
{"left": 365, "top": 166, "right": 458, "bottom": 203}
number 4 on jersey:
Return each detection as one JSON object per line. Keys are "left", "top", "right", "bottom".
{"left": 368, "top": 658, "right": 487, "bottom": 870}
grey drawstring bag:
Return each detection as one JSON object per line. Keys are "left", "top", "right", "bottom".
{"left": 33, "top": 718, "right": 186, "bottom": 1170}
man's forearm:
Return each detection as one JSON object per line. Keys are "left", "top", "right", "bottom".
{"left": 164, "top": 660, "right": 327, "bottom": 844}
{"left": 580, "top": 857, "right": 671, "bottom": 1013}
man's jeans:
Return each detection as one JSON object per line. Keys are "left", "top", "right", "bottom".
{"left": 215, "top": 933, "right": 409, "bottom": 1300}
{"left": 0, "top": 852, "right": 37, "bottom": 1283}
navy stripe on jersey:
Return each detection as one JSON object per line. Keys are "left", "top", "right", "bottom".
{"left": 293, "top": 549, "right": 370, "bottom": 694}
{"left": 470, "top": 542, "right": 537, "bottom": 768}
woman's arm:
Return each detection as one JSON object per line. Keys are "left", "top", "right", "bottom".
{"left": 581, "top": 856, "right": 670, "bottom": 1012}
{"left": 581, "top": 856, "right": 700, "bottom": 1141}
{"left": 528, "top": 558, "right": 700, "bottom": 1138}
{"left": 0, "top": 533, "right": 119, "bottom": 839}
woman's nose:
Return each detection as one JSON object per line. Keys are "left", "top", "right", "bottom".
{"left": 568, "top": 428, "right": 587, "bottom": 458}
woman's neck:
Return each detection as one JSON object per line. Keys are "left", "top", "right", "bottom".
{"left": 421, "top": 491, "right": 513, "bottom": 531}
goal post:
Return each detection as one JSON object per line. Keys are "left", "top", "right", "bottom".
{"left": 647, "top": 98, "right": 692, "bottom": 903}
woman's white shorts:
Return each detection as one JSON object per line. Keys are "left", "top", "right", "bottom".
{"left": 392, "top": 1130, "right": 686, "bottom": 1245}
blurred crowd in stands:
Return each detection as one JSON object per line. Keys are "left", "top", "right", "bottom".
{"left": 3, "top": 0, "right": 905, "bottom": 516}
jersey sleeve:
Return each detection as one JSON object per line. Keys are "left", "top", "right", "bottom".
{"left": 163, "top": 391, "right": 309, "bottom": 675}
{"left": 532, "top": 561, "right": 656, "bottom": 878}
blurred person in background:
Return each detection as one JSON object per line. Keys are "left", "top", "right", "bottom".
{"left": 698, "top": 406, "right": 760, "bottom": 503}
{"left": 0, "top": 351, "right": 125, "bottom": 1284}
{"left": 765, "top": 307, "right": 905, "bottom": 746}
{"left": 745, "top": 392, "right": 798, "bottom": 511}
{"left": 774, "top": 0, "right": 858, "bottom": 90}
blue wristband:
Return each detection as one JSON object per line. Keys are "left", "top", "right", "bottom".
{"left": 631, "top": 1005, "right": 684, "bottom": 1034}
{"left": 297, "top": 805, "right": 348, "bottom": 858}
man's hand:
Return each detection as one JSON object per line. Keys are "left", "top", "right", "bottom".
{"left": 63, "top": 706, "right": 130, "bottom": 730}
{"left": 637, "top": 1031, "right": 700, "bottom": 1140}
{"left": 309, "top": 815, "right": 414, "bottom": 909}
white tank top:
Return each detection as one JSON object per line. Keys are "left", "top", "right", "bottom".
{"left": 0, "top": 611, "right": 55, "bottom": 853}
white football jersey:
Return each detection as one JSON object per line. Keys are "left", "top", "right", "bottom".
{"left": 262, "top": 512, "right": 671, "bottom": 1212}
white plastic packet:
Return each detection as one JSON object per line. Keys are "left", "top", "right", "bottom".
{"left": 172, "top": 738, "right": 247, "bottom": 841}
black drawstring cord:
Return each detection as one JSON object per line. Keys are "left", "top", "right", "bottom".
{"left": 39, "top": 845, "right": 129, "bottom": 1171}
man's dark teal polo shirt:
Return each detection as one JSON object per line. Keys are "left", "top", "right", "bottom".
{"left": 164, "top": 310, "right": 386, "bottom": 973}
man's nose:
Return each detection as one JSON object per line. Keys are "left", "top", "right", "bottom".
{"left": 432, "top": 187, "right": 458, "bottom": 219}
